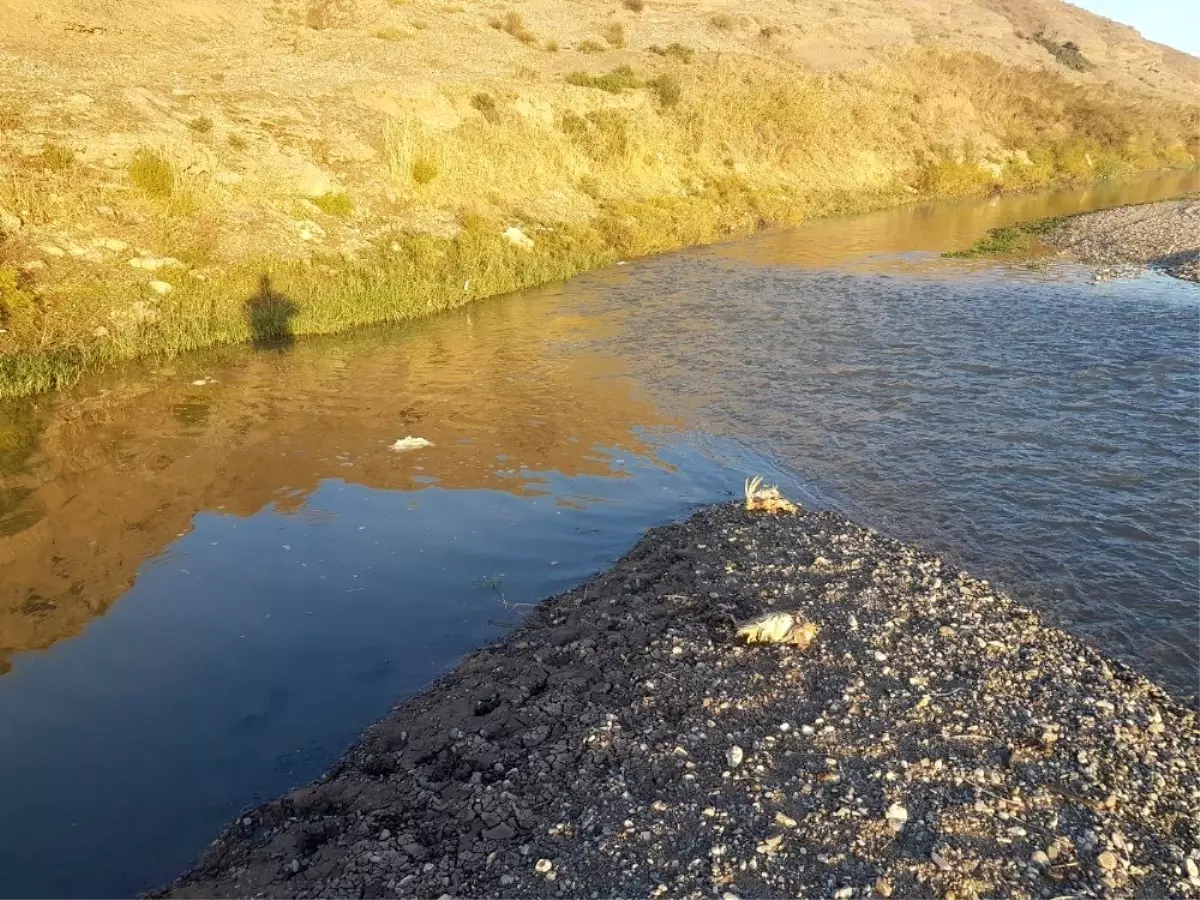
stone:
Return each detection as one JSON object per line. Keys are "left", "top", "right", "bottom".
{"left": 875, "top": 877, "right": 893, "bottom": 897}
{"left": 774, "top": 812, "right": 797, "bottom": 829}
{"left": 482, "top": 823, "right": 515, "bottom": 842}
{"left": 726, "top": 745, "right": 744, "bottom": 768}
{"left": 1187, "top": 858, "right": 1199, "bottom": 879}
{"left": 500, "top": 875, "right": 515, "bottom": 886}
{"left": 534, "top": 858, "right": 553, "bottom": 874}
{"left": 885, "top": 803, "right": 908, "bottom": 833}
{"left": 1097, "top": 851, "right": 1118, "bottom": 871}
{"left": 1031, "top": 850, "right": 1050, "bottom": 867}
{"left": 503, "top": 226, "right": 534, "bottom": 250}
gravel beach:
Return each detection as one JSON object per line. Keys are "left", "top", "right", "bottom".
{"left": 159, "top": 503, "right": 1200, "bottom": 900}
{"left": 1045, "top": 198, "right": 1200, "bottom": 281}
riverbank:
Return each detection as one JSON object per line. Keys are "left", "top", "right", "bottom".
{"left": 1044, "top": 199, "right": 1200, "bottom": 281}
{"left": 160, "top": 501, "right": 1200, "bottom": 900}
{"left": 2, "top": 0, "right": 1198, "bottom": 399}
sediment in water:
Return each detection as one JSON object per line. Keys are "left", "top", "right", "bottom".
{"left": 159, "top": 503, "right": 1200, "bottom": 900}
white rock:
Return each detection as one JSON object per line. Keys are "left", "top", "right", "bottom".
{"left": 534, "top": 858, "right": 553, "bottom": 874}
{"left": 149, "top": 280, "right": 173, "bottom": 295}
{"left": 391, "top": 436, "right": 433, "bottom": 452}
{"left": 503, "top": 226, "right": 534, "bottom": 250}
{"left": 726, "top": 745, "right": 744, "bottom": 768}
{"left": 885, "top": 803, "right": 908, "bottom": 833}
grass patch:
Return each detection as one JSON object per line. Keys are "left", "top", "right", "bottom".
{"left": 40, "top": 142, "right": 75, "bottom": 171}
{"left": 565, "top": 65, "right": 641, "bottom": 93}
{"left": 649, "top": 41, "right": 693, "bottom": 62}
{"left": 943, "top": 216, "right": 1065, "bottom": 258}
{"left": 603, "top": 22, "right": 626, "bottom": 48}
{"left": 544, "top": 38, "right": 559, "bottom": 52}
{"left": 646, "top": 73, "right": 681, "bottom": 108}
{"left": 577, "top": 38, "right": 605, "bottom": 53}
{"left": 760, "top": 24, "right": 783, "bottom": 38}
{"left": 1032, "top": 32, "right": 1093, "bottom": 72}
{"left": 128, "top": 149, "right": 175, "bottom": 198}
{"left": 411, "top": 157, "right": 439, "bottom": 185}
{"left": 188, "top": 116, "right": 214, "bottom": 134}
{"left": 311, "top": 192, "right": 354, "bottom": 216}
{"left": 623, "top": 0, "right": 645, "bottom": 10}
{"left": 490, "top": 11, "right": 536, "bottom": 44}
{"left": 710, "top": 13, "right": 735, "bottom": 31}
{"left": 471, "top": 92, "right": 500, "bottom": 124}
{"left": 373, "top": 26, "right": 407, "bottom": 41}
{"left": 228, "top": 133, "right": 248, "bottom": 150}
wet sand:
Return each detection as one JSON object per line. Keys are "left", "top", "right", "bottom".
{"left": 1046, "top": 198, "right": 1200, "bottom": 281}
{"left": 159, "top": 502, "right": 1200, "bottom": 900}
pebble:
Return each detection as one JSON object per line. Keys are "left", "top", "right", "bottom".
{"left": 1097, "top": 850, "right": 1119, "bottom": 871}
{"left": 885, "top": 803, "right": 908, "bottom": 833}
{"left": 534, "top": 859, "right": 553, "bottom": 875}
{"left": 726, "top": 745, "right": 744, "bottom": 768}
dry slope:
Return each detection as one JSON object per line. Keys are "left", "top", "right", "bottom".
{"left": 0, "top": 0, "right": 1196, "bottom": 396}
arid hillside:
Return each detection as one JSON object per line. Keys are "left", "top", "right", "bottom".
{"left": 0, "top": 0, "right": 1196, "bottom": 396}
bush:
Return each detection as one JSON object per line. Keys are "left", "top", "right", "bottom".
{"left": 544, "top": 38, "right": 559, "bottom": 52}
{"left": 603, "top": 22, "right": 626, "bottom": 48}
{"left": 40, "top": 142, "right": 75, "bottom": 171}
{"left": 577, "top": 39, "right": 605, "bottom": 53}
{"left": 1032, "top": 32, "right": 1093, "bottom": 72}
{"left": 128, "top": 149, "right": 175, "bottom": 198}
{"left": 760, "top": 24, "right": 783, "bottom": 38}
{"left": 312, "top": 192, "right": 354, "bottom": 216}
{"left": 565, "top": 65, "right": 640, "bottom": 94}
{"left": 646, "top": 73, "right": 681, "bottom": 108}
{"left": 373, "top": 26, "right": 406, "bottom": 41}
{"left": 710, "top": 13, "right": 735, "bottom": 31}
{"left": 228, "top": 133, "right": 248, "bottom": 150}
{"left": 490, "top": 11, "right": 536, "bottom": 44}
{"left": 412, "top": 157, "right": 438, "bottom": 185}
{"left": 623, "top": 0, "right": 644, "bottom": 10}
{"left": 188, "top": 116, "right": 214, "bottom": 133}
{"left": 471, "top": 92, "right": 500, "bottom": 124}
{"left": 649, "top": 41, "right": 693, "bottom": 62}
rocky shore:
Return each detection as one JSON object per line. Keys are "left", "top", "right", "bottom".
{"left": 1045, "top": 198, "right": 1200, "bottom": 281}
{"left": 159, "top": 502, "right": 1200, "bottom": 900}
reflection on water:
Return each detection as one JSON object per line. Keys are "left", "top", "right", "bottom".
{"left": 0, "top": 170, "right": 1196, "bottom": 898}
{"left": 717, "top": 168, "right": 1199, "bottom": 270}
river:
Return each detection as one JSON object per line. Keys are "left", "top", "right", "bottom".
{"left": 0, "top": 170, "right": 1196, "bottom": 897}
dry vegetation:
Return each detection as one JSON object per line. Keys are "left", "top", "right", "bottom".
{"left": 0, "top": 0, "right": 1196, "bottom": 396}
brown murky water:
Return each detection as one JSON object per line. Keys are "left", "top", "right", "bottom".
{"left": 0, "top": 170, "right": 1196, "bottom": 897}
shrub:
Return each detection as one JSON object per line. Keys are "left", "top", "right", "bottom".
{"left": 603, "top": 22, "right": 626, "bottom": 48}
{"left": 646, "top": 72, "right": 681, "bottom": 108}
{"left": 471, "top": 92, "right": 500, "bottom": 123}
{"left": 128, "top": 149, "right": 174, "bottom": 198}
{"left": 1032, "top": 32, "right": 1093, "bottom": 72}
{"left": 490, "top": 11, "right": 536, "bottom": 44}
{"left": 577, "top": 38, "right": 605, "bottom": 53}
{"left": 710, "top": 12, "right": 735, "bottom": 31}
{"left": 544, "top": 38, "right": 559, "bottom": 51}
{"left": 40, "top": 142, "right": 75, "bottom": 171}
{"left": 373, "top": 26, "right": 406, "bottom": 41}
{"left": 228, "top": 132, "right": 248, "bottom": 150}
{"left": 312, "top": 192, "right": 354, "bottom": 216}
{"left": 188, "top": 115, "right": 214, "bottom": 133}
{"left": 412, "top": 157, "right": 438, "bottom": 185}
{"left": 649, "top": 41, "right": 693, "bottom": 62}
{"left": 760, "top": 24, "right": 783, "bottom": 38}
{"left": 565, "top": 65, "right": 640, "bottom": 93}
{"left": 623, "top": 0, "right": 644, "bottom": 10}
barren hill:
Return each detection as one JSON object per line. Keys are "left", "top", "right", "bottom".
{"left": 0, "top": 0, "right": 1196, "bottom": 396}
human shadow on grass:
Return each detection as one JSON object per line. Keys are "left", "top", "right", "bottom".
{"left": 245, "top": 274, "right": 299, "bottom": 350}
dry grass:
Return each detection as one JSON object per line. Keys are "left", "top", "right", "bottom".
{"left": 0, "top": 38, "right": 1195, "bottom": 397}
{"left": 623, "top": 0, "right": 645, "bottom": 10}
{"left": 711, "top": 12, "right": 736, "bottom": 31}
{"left": 603, "top": 22, "right": 626, "bottom": 48}
{"left": 744, "top": 475, "right": 799, "bottom": 514}
{"left": 372, "top": 26, "right": 407, "bottom": 41}
{"left": 490, "top": 11, "right": 536, "bottom": 44}
{"left": 577, "top": 38, "right": 605, "bottom": 53}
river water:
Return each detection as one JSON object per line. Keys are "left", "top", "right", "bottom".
{"left": 0, "top": 171, "right": 1196, "bottom": 897}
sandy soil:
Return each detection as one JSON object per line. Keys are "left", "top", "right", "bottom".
{"left": 159, "top": 502, "right": 1200, "bottom": 900}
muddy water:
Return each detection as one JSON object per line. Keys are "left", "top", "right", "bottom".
{"left": 0, "top": 170, "right": 1197, "bottom": 897}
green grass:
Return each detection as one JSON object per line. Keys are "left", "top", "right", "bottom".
{"left": 311, "top": 192, "right": 355, "bottom": 216}
{"left": 565, "top": 65, "right": 642, "bottom": 93}
{"left": 943, "top": 216, "right": 1065, "bottom": 258}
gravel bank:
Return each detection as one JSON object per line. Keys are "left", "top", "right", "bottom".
{"left": 1045, "top": 198, "right": 1200, "bottom": 281}
{"left": 159, "top": 503, "right": 1200, "bottom": 900}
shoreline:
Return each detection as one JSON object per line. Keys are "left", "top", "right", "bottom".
{"left": 1043, "top": 198, "right": 1200, "bottom": 282}
{"left": 159, "top": 501, "right": 1200, "bottom": 900}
